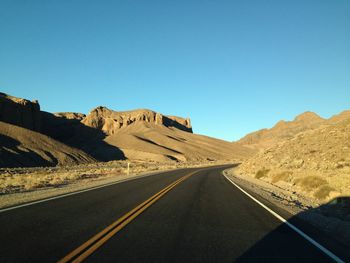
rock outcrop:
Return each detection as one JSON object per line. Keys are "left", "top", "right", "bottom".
{"left": 164, "top": 116, "right": 192, "bottom": 132}
{"left": 82, "top": 106, "right": 193, "bottom": 135}
{"left": 54, "top": 112, "right": 86, "bottom": 120}
{"left": 0, "top": 92, "right": 41, "bottom": 131}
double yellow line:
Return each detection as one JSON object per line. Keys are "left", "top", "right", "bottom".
{"left": 58, "top": 171, "right": 197, "bottom": 263}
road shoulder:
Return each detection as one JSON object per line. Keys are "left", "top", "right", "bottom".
{"left": 223, "top": 168, "right": 350, "bottom": 259}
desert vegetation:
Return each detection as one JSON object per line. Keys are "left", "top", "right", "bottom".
{"left": 236, "top": 115, "right": 350, "bottom": 203}
{"left": 0, "top": 160, "right": 229, "bottom": 195}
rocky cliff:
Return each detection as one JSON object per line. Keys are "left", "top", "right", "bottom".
{"left": 82, "top": 106, "right": 193, "bottom": 135}
{"left": 0, "top": 93, "right": 41, "bottom": 131}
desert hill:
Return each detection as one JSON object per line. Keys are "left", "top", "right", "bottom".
{"left": 0, "top": 92, "right": 253, "bottom": 167}
{"left": 236, "top": 110, "right": 350, "bottom": 150}
{"left": 0, "top": 121, "right": 95, "bottom": 167}
{"left": 42, "top": 106, "right": 253, "bottom": 162}
{"left": 236, "top": 110, "right": 350, "bottom": 201}
{"left": 102, "top": 121, "right": 252, "bottom": 162}
{"left": 328, "top": 110, "right": 350, "bottom": 123}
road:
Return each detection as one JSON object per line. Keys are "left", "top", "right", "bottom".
{"left": 0, "top": 165, "right": 347, "bottom": 262}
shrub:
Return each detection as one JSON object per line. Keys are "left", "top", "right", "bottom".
{"left": 255, "top": 168, "right": 270, "bottom": 179}
{"left": 294, "top": 176, "right": 327, "bottom": 192}
{"left": 314, "top": 185, "right": 335, "bottom": 200}
{"left": 271, "top": 171, "right": 292, "bottom": 183}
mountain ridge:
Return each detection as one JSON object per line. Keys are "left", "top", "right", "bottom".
{"left": 0, "top": 92, "right": 253, "bottom": 167}
{"left": 235, "top": 110, "right": 350, "bottom": 150}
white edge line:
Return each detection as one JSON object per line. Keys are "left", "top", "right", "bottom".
{"left": 223, "top": 173, "right": 344, "bottom": 263}
{"left": 0, "top": 168, "right": 185, "bottom": 213}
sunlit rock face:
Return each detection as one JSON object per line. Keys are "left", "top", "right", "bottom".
{"left": 82, "top": 106, "right": 193, "bottom": 135}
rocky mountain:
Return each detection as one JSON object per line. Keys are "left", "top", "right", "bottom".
{"left": 42, "top": 106, "right": 252, "bottom": 163}
{"left": 235, "top": 111, "right": 341, "bottom": 150}
{"left": 236, "top": 110, "right": 350, "bottom": 201}
{"left": 0, "top": 92, "right": 253, "bottom": 167}
{"left": 81, "top": 106, "right": 192, "bottom": 135}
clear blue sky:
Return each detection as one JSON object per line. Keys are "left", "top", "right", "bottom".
{"left": 1, "top": 1, "right": 349, "bottom": 141}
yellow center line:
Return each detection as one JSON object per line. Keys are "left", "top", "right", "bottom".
{"left": 58, "top": 170, "right": 198, "bottom": 263}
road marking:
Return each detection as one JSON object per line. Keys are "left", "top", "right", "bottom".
{"left": 0, "top": 168, "right": 187, "bottom": 213}
{"left": 223, "top": 173, "right": 344, "bottom": 263}
{"left": 58, "top": 171, "right": 197, "bottom": 263}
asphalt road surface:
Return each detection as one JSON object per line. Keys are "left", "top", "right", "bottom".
{"left": 0, "top": 165, "right": 348, "bottom": 262}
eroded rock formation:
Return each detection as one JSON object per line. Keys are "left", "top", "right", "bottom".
{"left": 82, "top": 106, "right": 193, "bottom": 135}
{"left": 0, "top": 92, "right": 41, "bottom": 131}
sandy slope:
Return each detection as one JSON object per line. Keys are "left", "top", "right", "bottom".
{"left": 104, "top": 122, "right": 253, "bottom": 162}
{"left": 0, "top": 121, "right": 95, "bottom": 167}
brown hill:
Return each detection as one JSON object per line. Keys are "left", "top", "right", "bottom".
{"left": 43, "top": 107, "right": 253, "bottom": 163}
{"left": 0, "top": 121, "right": 95, "bottom": 168}
{"left": 237, "top": 118, "right": 350, "bottom": 201}
{"left": 327, "top": 110, "right": 350, "bottom": 124}
{"left": 236, "top": 111, "right": 327, "bottom": 149}
{"left": 102, "top": 121, "right": 252, "bottom": 162}
{"left": 1, "top": 92, "right": 253, "bottom": 167}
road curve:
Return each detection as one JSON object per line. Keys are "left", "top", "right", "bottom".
{"left": 0, "top": 165, "right": 347, "bottom": 262}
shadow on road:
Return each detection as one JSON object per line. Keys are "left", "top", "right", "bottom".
{"left": 236, "top": 197, "right": 350, "bottom": 262}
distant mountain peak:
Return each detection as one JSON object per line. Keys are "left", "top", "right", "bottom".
{"left": 294, "top": 111, "right": 323, "bottom": 122}
{"left": 236, "top": 110, "right": 333, "bottom": 149}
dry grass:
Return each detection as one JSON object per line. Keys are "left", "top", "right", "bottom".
{"left": 314, "top": 185, "right": 336, "bottom": 200}
{"left": 0, "top": 160, "right": 231, "bottom": 194}
{"left": 237, "top": 119, "right": 350, "bottom": 202}
{"left": 271, "top": 171, "right": 292, "bottom": 183}
{"left": 0, "top": 162, "right": 129, "bottom": 194}
{"left": 294, "top": 176, "right": 327, "bottom": 192}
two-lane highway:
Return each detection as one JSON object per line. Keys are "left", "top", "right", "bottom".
{"left": 0, "top": 165, "right": 347, "bottom": 262}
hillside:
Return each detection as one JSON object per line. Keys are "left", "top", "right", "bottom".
{"left": 43, "top": 106, "right": 253, "bottom": 163}
{"left": 0, "top": 92, "right": 253, "bottom": 167}
{"left": 103, "top": 121, "right": 252, "bottom": 162}
{"left": 237, "top": 116, "right": 350, "bottom": 201}
{"left": 0, "top": 121, "right": 95, "bottom": 167}
{"left": 236, "top": 111, "right": 325, "bottom": 149}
